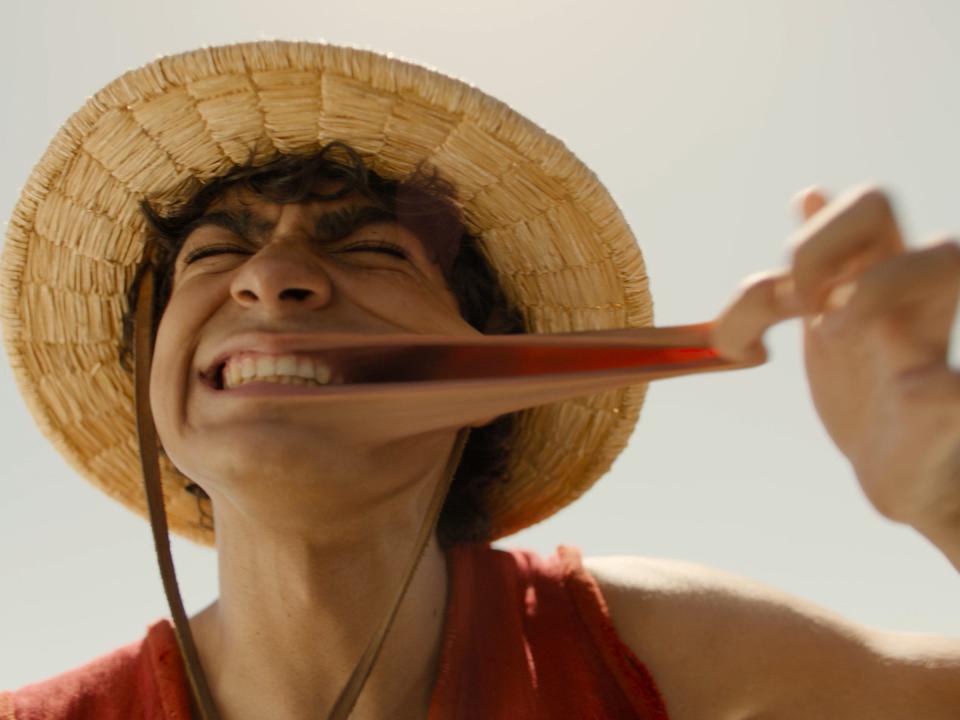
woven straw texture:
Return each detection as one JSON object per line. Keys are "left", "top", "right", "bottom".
{"left": 0, "top": 40, "right": 653, "bottom": 546}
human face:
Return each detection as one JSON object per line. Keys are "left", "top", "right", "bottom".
{"left": 149, "top": 181, "right": 482, "bottom": 488}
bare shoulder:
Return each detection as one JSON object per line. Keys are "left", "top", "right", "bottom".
{"left": 582, "top": 554, "right": 960, "bottom": 720}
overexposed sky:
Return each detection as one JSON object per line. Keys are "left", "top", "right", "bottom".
{"left": 2, "top": 0, "right": 959, "bottom": 689}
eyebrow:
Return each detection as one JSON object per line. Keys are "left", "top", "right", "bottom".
{"left": 180, "top": 204, "right": 400, "bottom": 248}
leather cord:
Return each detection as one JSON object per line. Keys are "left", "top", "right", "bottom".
{"left": 326, "top": 428, "right": 469, "bottom": 720}
{"left": 135, "top": 268, "right": 221, "bottom": 720}
{"left": 134, "top": 265, "right": 471, "bottom": 720}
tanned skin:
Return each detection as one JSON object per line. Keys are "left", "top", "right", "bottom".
{"left": 153, "top": 179, "right": 960, "bottom": 719}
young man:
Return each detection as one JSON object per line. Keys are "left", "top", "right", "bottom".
{"left": 2, "top": 41, "right": 959, "bottom": 719}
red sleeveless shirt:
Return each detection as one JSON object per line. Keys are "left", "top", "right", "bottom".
{"left": 3, "top": 543, "right": 669, "bottom": 719}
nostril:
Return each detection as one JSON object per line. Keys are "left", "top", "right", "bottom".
{"left": 278, "top": 288, "right": 313, "bottom": 301}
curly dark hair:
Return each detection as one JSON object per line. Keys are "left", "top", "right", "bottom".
{"left": 120, "top": 141, "right": 526, "bottom": 548}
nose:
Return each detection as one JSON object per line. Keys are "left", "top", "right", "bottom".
{"left": 229, "top": 205, "right": 333, "bottom": 313}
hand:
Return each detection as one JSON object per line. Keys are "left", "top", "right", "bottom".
{"left": 710, "top": 184, "right": 960, "bottom": 545}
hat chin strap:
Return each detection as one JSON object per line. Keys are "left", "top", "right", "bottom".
{"left": 134, "top": 268, "right": 218, "bottom": 718}
{"left": 134, "top": 267, "right": 470, "bottom": 720}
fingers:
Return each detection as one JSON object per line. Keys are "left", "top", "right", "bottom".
{"left": 711, "top": 185, "right": 833, "bottom": 360}
{"left": 824, "top": 239, "right": 960, "bottom": 359}
{"left": 839, "top": 238, "right": 960, "bottom": 322}
{"left": 711, "top": 270, "right": 799, "bottom": 361}
{"left": 792, "top": 186, "right": 829, "bottom": 221}
{"left": 788, "top": 185, "right": 906, "bottom": 314}
{"left": 714, "top": 184, "right": 938, "bottom": 363}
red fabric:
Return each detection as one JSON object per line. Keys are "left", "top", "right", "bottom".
{"left": 3, "top": 620, "right": 191, "bottom": 719}
{"left": 429, "top": 543, "right": 669, "bottom": 719}
{"left": 3, "top": 543, "right": 668, "bottom": 719}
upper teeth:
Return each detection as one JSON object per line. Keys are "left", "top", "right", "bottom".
{"left": 222, "top": 353, "right": 335, "bottom": 389}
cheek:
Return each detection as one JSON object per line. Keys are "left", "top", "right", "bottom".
{"left": 148, "top": 279, "right": 228, "bottom": 445}
{"left": 339, "top": 267, "right": 470, "bottom": 333}
{"left": 148, "top": 303, "right": 193, "bottom": 450}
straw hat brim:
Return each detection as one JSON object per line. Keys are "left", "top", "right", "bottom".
{"left": 0, "top": 40, "right": 653, "bottom": 546}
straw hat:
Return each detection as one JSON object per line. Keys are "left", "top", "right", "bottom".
{"left": 1, "top": 40, "right": 653, "bottom": 547}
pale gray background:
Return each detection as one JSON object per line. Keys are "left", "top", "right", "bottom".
{"left": 2, "top": 0, "right": 959, "bottom": 689}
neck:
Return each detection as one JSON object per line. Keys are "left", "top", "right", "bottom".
{"left": 188, "top": 477, "right": 453, "bottom": 720}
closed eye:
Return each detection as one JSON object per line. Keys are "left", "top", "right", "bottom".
{"left": 341, "top": 241, "right": 408, "bottom": 259}
{"left": 181, "top": 240, "right": 409, "bottom": 266}
{"left": 182, "top": 244, "right": 252, "bottom": 265}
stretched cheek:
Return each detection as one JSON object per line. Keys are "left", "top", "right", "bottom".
{"left": 355, "top": 271, "right": 469, "bottom": 333}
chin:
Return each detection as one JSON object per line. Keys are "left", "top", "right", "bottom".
{"left": 167, "top": 423, "right": 363, "bottom": 485}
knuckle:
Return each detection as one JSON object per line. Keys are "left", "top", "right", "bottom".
{"left": 737, "top": 272, "right": 780, "bottom": 303}
{"left": 930, "top": 237, "right": 960, "bottom": 267}
{"left": 852, "top": 185, "right": 895, "bottom": 222}
{"left": 739, "top": 270, "right": 778, "bottom": 291}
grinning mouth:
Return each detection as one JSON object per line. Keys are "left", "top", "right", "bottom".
{"left": 201, "top": 347, "right": 433, "bottom": 391}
